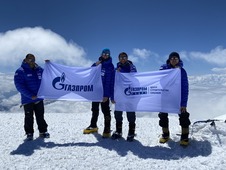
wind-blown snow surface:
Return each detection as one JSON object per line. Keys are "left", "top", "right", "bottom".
{"left": 1, "top": 112, "right": 226, "bottom": 169}
{"left": 1, "top": 73, "right": 226, "bottom": 169}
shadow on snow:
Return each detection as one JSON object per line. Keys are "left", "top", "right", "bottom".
{"left": 10, "top": 134, "right": 212, "bottom": 160}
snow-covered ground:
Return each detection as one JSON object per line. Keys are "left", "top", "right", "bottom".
{"left": 1, "top": 111, "right": 226, "bottom": 170}
{"left": 1, "top": 73, "right": 226, "bottom": 169}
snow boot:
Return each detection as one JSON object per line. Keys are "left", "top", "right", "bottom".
{"left": 83, "top": 126, "right": 98, "bottom": 134}
{"left": 159, "top": 127, "right": 170, "bottom": 143}
{"left": 102, "top": 115, "right": 111, "bottom": 138}
{"left": 112, "top": 122, "right": 122, "bottom": 140}
{"left": 39, "top": 132, "right": 50, "bottom": 138}
{"left": 127, "top": 134, "right": 135, "bottom": 142}
{"left": 83, "top": 110, "right": 99, "bottom": 134}
{"left": 180, "top": 138, "right": 189, "bottom": 146}
{"left": 111, "top": 132, "right": 122, "bottom": 140}
{"left": 126, "top": 133, "right": 135, "bottom": 142}
{"left": 102, "top": 132, "right": 111, "bottom": 138}
{"left": 180, "top": 128, "right": 189, "bottom": 146}
{"left": 127, "top": 123, "right": 136, "bottom": 142}
{"left": 26, "top": 133, "right": 33, "bottom": 141}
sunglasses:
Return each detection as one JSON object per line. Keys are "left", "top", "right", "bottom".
{"left": 102, "top": 53, "right": 110, "bottom": 56}
{"left": 170, "top": 57, "right": 179, "bottom": 60}
{"left": 119, "top": 56, "right": 127, "bottom": 60}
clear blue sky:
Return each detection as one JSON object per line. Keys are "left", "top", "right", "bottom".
{"left": 0, "top": 0, "right": 226, "bottom": 75}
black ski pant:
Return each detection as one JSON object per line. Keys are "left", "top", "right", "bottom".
{"left": 23, "top": 101, "right": 48, "bottom": 134}
{"left": 158, "top": 112, "right": 191, "bottom": 128}
{"left": 114, "top": 111, "right": 136, "bottom": 134}
{"left": 90, "top": 99, "right": 111, "bottom": 132}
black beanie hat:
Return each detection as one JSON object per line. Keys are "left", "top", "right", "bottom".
{"left": 118, "top": 52, "right": 128, "bottom": 59}
{"left": 168, "top": 52, "right": 180, "bottom": 59}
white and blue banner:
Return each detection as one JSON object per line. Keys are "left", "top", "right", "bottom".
{"left": 114, "top": 69, "right": 181, "bottom": 113}
{"left": 37, "top": 62, "right": 103, "bottom": 101}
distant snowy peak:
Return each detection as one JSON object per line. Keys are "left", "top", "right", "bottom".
{"left": 1, "top": 73, "right": 226, "bottom": 114}
{"left": 189, "top": 73, "right": 226, "bottom": 87}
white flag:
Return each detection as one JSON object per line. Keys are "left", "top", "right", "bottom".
{"left": 114, "top": 69, "right": 181, "bottom": 113}
{"left": 37, "top": 62, "right": 103, "bottom": 101}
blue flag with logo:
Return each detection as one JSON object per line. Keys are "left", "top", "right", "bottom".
{"left": 37, "top": 62, "right": 103, "bottom": 101}
{"left": 114, "top": 69, "right": 181, "bottom": 113}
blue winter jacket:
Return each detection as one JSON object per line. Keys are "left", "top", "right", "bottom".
{"left": 92, "top": 57, "right": 115, "bottom": 99}
{"left": 116, "top": 60, "right": 137, "bottom": 73}
{"left": 14, "top": 60, "right": 43, "bottom": 105}
{"left": 160, "top": 60, "right": 189, "bottom": 107}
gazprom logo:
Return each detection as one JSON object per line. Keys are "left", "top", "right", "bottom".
{"left": 124, "top": 86, "right": 148, "bottom": 96}
{"left": 124, "top": 86, "right": 169, "bottom": 96}
{"left": 52, "top": 72, "right": 66, "bottom": 90}
{"left": 52, "top": 72, "right": 93, "bottom": 92}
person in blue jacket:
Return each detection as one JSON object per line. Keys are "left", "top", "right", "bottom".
{"left": 83, "top": 48, "right": 115, "bottom": 138}
{"left": 14, "top": 54, "right": 49, "bottom": 141}
{"left": 111, "top": 52, "right": 137, "bottom": 141}
{"left": 158, "top": 52, "right": 191, "bottom": 146}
